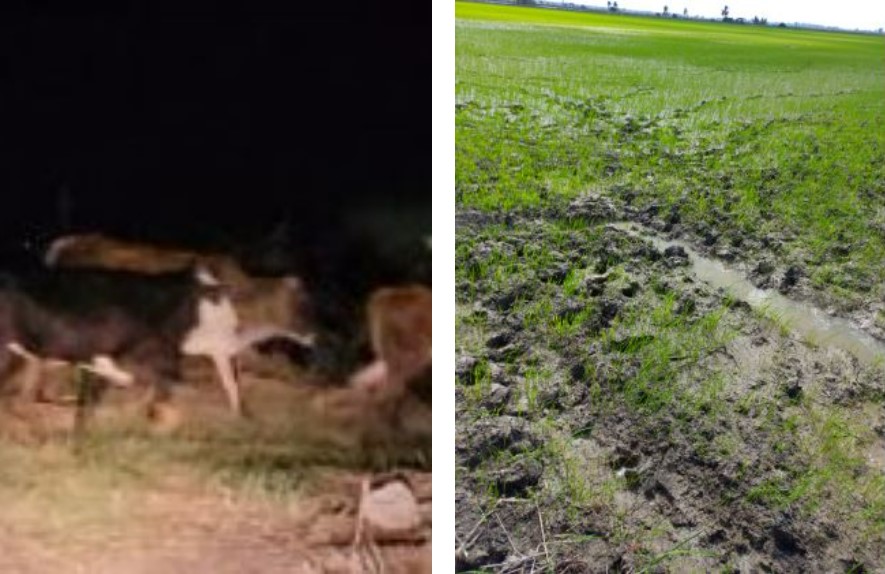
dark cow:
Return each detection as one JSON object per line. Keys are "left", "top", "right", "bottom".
{"left": 0, "top": 267, "right": 212, "bottom": 407}
{"left": 0, "top": 264, "right": 304, "bottom": 416}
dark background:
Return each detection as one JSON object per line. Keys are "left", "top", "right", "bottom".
{"left": 0, "top": 1, "right": 428, "bottom": 266}
{"left": 0, "top": 1, "right": 429, "bottom": 373}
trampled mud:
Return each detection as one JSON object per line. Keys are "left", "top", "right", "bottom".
{"left": 456, "top": 196, "right": 885, "bottom": 572}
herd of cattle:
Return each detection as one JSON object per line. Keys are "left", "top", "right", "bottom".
{"left": 0, "top": 232, "right": 432, "bottom": 425}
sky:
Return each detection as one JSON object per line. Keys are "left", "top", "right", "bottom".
{"left": 560, "top": 0, "right": 885, "bottom": 31}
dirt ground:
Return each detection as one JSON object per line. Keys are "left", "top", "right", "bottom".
{"left": 0, "top": 362, "right": 431, "bottom": 574}
{"left": 0, "top": 468, "right": 431, "bottom": 574}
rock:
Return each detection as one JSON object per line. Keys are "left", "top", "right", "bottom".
{"left": 362, "top": 480, "right": 421, "bottom": 539}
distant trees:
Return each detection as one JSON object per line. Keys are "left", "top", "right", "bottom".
{"left": 662, "top": 5, "right": 669, "bottom": 16}
{"left": 608, "top": 1, "right": 619, "bottom": 12}
{"left": 721, "top": 5, "right": 731, "bottom": 21}
{"left": 683, "top": 7, "right": 688, "bottom": 17}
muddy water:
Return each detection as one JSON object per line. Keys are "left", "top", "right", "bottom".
{"left": 611, "top": 223, "right": 885, "bottom": 366}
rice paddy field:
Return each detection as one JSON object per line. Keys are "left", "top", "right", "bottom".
{"left": 455, "top": 2, "right": 885, "bottom": 571}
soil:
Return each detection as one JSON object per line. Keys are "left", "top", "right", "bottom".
{"left": 0, "top": 365, "right": 432, "bottom": 573}
{"left": 455, "top": 195, "right": 885, "bottom": 572}
{"left": 0, "top": 469, "right": 432, "bottom": 574}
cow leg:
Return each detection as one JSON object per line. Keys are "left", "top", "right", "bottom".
{"left": 210, "top": 352, "right": 242, "bottom": 416}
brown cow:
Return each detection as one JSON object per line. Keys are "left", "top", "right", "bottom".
{"left": 349, "top": 285, "right": 432, "bottom": 406}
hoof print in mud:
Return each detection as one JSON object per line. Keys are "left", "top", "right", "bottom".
{"left": 662, "top": 245, "right": 689, "bottom": 266}
{"left": 784, "top": 382, "right": 803, "bottom": 400}
{"left": 771, "top": 525, "right": 805, "bottom": 556}
{"left": 594, "top": 298, "right": 624, "bottom": 330}
{"left": 492, "top": 457, "right": 543, "bottom": 497}
{"left": 778, "top": 265, "right": 803, "bottom": 294}
{"left": 460, "top": 416, "right": 540, "bottom": 468}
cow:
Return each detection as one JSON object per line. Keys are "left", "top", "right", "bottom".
{"left": 42, "top": 232, "right": 313, "bottom": 341}
{"left": 0, "top": 264, "right": 313, "bottom": 417}
{"left": 349, "top": 285, "right": 432, "bottom": 408}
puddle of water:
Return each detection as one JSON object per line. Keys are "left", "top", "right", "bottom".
{"left": 611, "top": 222, "right": 885, "bottom": 366}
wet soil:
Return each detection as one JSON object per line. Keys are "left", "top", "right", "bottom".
{"left": 455, "top": 195, "right": 885, "bottom": 572}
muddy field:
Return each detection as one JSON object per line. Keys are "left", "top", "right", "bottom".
{"left": 455, "top": 197, "right": 885, "bottom": 571}
{"left": 0, "top": 363, "right": 432, "bottom": 573}
{"left": 455, "top": 4, "right": 884, "bottom": 571}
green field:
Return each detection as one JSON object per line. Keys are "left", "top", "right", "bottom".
{"left": 457, "top": 2, "right": 885, "bottom": 310}
{"left": 456, "top": 3, "right": 885, "bottom": 571}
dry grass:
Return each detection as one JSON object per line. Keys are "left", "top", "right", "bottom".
{"left": 0, "top": 369, "right": 431, "bottom": 573}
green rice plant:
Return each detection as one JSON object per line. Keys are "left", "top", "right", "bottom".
{"left": 457, "top": 1, "right": 885, "bottom": 308}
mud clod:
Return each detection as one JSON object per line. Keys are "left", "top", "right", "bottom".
{"left": 456, "top": 356, "right": 479, "bottom": 385}
{"left": 486, "top": 331, "right": 513, "bottom": 349}
{"left": 493, "top": 458, "right": 543, "bottom": 496}
{"left": 483, "top": 383, "right": 511, "bottom": 410}
{"left": 460, "top": 416, "right": 540, "bottom": 468}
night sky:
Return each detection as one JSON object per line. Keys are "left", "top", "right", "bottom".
{"left": 0, "top": 2, "right": 428, "bottom": 261}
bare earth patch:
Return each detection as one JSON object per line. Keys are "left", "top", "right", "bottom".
{"left": 0, "top": 371, "right": 431, "bottom": 573}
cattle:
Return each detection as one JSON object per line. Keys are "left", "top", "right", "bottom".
{"left": 0, "top": 267, "right": 207, "bottom": 408}
{"left": 42, "top": 233, "right": 313, "bottom": 341}
{"left": 349, "top": 285, "right": 432, "bottom": 408}
{"left": 0, "top": 264, "right": 312, "bottom": 416}
{"left": 39, "top": 230, "right": 430, "bottom": 403}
